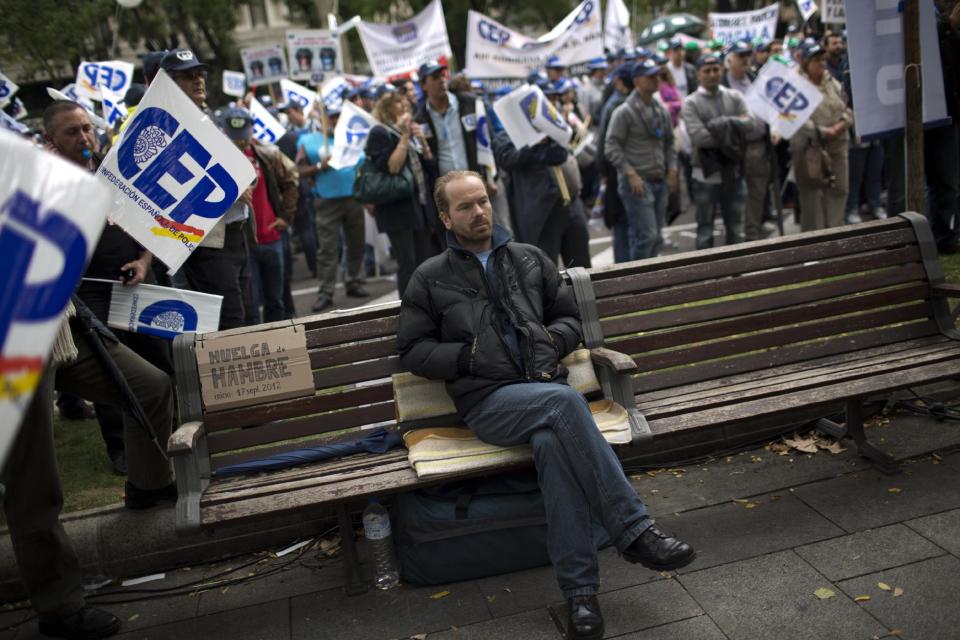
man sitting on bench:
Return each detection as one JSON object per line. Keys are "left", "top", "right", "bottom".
{"left": 397, "top": 170, "right": 696, "bottom": 640}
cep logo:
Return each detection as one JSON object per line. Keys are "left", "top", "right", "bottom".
{"left": 393, "top": 23, "right": 417, "bottom": 44}
{"left": 225, "top": 76, "right": 244, "bottom": 92}
{"left": 286, "top": 90, "right": 310, "bottom": 108}
{"left": 252, "top": 117, "right": 277, "bottom": 144}
{"left": 764, "top": 77, "right": 810, "bottom": 118}
{"left": 345, "top": 115, "right": 370, "bottom": 145}
{"left": 476, "top": 113, "right": 490, "bottom": 149}
{"left": 574, "top": 0, "right": 595, "bottom": 24}
{"left": 117, "top": 107, "right": 239, "bottom": 224}
{"left": 478, "top": 19, "right": 510, "bottom": 45}
{"left": 138, "top": 300, "right": 198, "bottom": 339}
{"left": 0, "top": 191, "right": 87, "bottom": 349}
{"left": 0, "top": 81, "right": 10, "bottom": 99}
{"left": 82, "top": 63, "right": 128, "bottom": 93}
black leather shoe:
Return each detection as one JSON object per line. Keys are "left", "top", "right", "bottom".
{"left": 345, "top": 284, "right": 370, "bottom": 298}
{"left": 109, "top": 451, "right": 127, "bottom": 476}
{"left": 567, "top": 595, "right": 604, "bottom": 640}
{"left": 124, "top": 481, "right": 177, "bottom": 510}
{"left": 38, "top": 606, "right": 120, "bottom": 639}
{"left": 311, "top": 294, "right": 333, "bottom": 312}
{"left": 622, "top": 524, "right": 696, "bottom": 571}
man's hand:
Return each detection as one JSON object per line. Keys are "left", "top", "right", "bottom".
{"left": 485, "top": 179, "right": 498, "bottom": 197}
{"left": 120, "top": 257, "right": 149, "bottom": 286}
{"left": 317, "top": 156, "right": 331, "bottom": 172}
{"left": 666, "top": 168, "right": 678, "bottom": 193}
{"left": 627, "top": 171, "right": 645, "bottom": 197}
{"left": 398, "top": 113, "right": 413, "bottom": 134}
{"left": 269, "top": 218, "right": 289, "bottom": 232}
{"left": 239, "top": 186, "right": 254, "bottom": 207}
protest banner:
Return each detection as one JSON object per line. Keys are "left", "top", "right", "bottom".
{"left": 0, "top": 70, "right": 18, "bottom": 108}
{"left": 241, "top": 44, "right": 288, "bottom": 87}
{"left": 329, "top": 100, "right": 377, "bottom": 170}
{"left": 286, "top": 30, "right": 342, "bottom": 79}
{"left": 0, "top": 132, "right": 111, "bottom": 467}
{"left": 796, "top": 0, "right": 818, "bottom": 24}
{"left": 100, "top": 86, "right": 126, "bottom": 129}
{"left": 357, "top": 0, "right": 452, "bottom": 78}
{"left": 745, "top": 58, "right": 823, "bottom": 139}
{"left": 249, "top": 98, "right": 287, "bottom": 145}
{"left": 95, "top": 70, "right": 256, "bottom": 273}
{"left": 465, "top": 0, "right": 603, "bottom": 79}
{"left": 821, "top": 0, "right": 845, "bottom": 25}
{"left": 846, "top": 1, "right": 947, "bottom": 139}
{"left": 475, "top": 98, "right": 497, "bottom": 179}
{"left": 222, "top": 70, "right": 247, "bottom": 98}
{"left": 604, "top": 0, "right": 632, "bottom": 54}
{"left": 0, "top": 111, "right": 28, "bottom": 134}
{"left": 708, "top": 3, "right": 779, "bottom": 46}
{"left": 75, "top": 60, "right": 134, "bottom": 103}
{"left": 106, "top": 281, "right": 222, "bottom": 339}
{"left": 494, "top": 84, "right": 571, "bottom": 149}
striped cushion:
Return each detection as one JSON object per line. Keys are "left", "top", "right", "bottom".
{"left": 403, "top": 399, "right": 631, "bottom": 478}
{"left": 393, "top": 348, "right": 601, "bottom": 423}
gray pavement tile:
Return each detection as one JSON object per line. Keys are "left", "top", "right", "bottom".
{"left": 110, "top": 599, "right": 289, "bottom": 640}
{"left": 794, "top": 523, "right": 946, "bottom": 581}
{"left": 426, "top": 609, "right": 561, "bottom": 639}
{"left": 197, "top": 560, "right": 341, "bottom": 615}
{"left": 549, "top": 578, "right": 702, "bottom": 638}
{"left": 93, "top": 587, "right": 200, "bottom": 634}
{"left": 905, "top": 507, "right": 960, "bottom": 557}
{"left": 679, "top": 550, "right": 887, "bottom": 640}
{"left": 653, "top": 492, "right": 843, "bottom": 574}
{"left": 290, "top": 582, "right": 490, "bottom": 640}
{"left": 596, "top": 546, "right": 666, "bottom": 593}
{"left": 857, "top": 413, "right": 960, "bottom": 460}
{"left": 0, "top": 607, "right": 31, "bottom": 640}
{"left": 613, "top": 615, "right": 728, "bottom": 640}
{"left": 791, "top": 457, "right": 960, "bottom": 532}
{"left": 836, "top": 555, "right": 960, "bottom": 640}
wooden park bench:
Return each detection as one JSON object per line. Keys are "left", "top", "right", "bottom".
{"left": 566, "top": 213, "right": 960, "bottom": 473}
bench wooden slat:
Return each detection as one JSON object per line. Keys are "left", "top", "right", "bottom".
{"left": 312, "top": 356, "right": 402, "bottom": 390}
{"left": 633, "top": 319, "right": 940, "bottom": 393}
{"left": 613, "top": 285, "right": 931, "bottom": 355}
{"left": 596, "top": 246, "right": 922, "bottom": 318}
{"left": 299, "top": 303, "right": 400, "bottom": 331}
{"left": 204, "top": 383, "right": 393, "bottom": 431}
{"left": 206, "top": 402, "right": 396, "bottom": 454}
{"left": 306, "top": 316, "right": 399, "bottom": 348}
{"left": 309, "top": 335, "right": 397, "bottom": 370}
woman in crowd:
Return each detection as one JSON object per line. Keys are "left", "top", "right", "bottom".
{"left": 792, "top": 42, "right": 853, "bottom": 231}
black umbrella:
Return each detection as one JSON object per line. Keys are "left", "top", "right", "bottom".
{"left": 636, "top": 13, "right": 706, "bottom": 45}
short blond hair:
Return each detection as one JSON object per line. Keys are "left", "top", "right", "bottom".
{"left": 434, "top": 170, "right": 484, "bottom": 213}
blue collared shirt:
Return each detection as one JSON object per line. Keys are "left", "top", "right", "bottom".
{"left": 426, "top": 92, "right": 470, "bottom": 175}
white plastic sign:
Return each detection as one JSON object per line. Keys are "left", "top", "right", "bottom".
{"left": 75, "top": 60, "right": 135, "bottom": 102}
{"left": 241, "top": 44, "right": 288, "bottom": 87}
{"left": 249, "top": 98, "right": 288, "bottom": 145}
{"left": 286, "top": 30, "right": 342, "bottom": 80}
{"left": 107, "top": 282, "right": 222, "bottom": 339}
{"left": 329, "top": 100, "right": 377, "bottom": 170}
{"left": 222, "top": 70, "right": 246, "bottom": 98}
{"left": 357, "top": 0, "right": 452, "bottom": 78}
{"left": 745, "top": 58, "right": 823, "bottom": 140}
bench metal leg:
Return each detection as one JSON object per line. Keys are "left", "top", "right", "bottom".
{"left": 815, "top": 399, "right": 900, "bottom": 475}
{"left": 337, "top": 503, "right": 368, "bottom": 596}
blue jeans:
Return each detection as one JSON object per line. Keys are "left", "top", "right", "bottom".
{"left": 692, "top": 178, "right": 746, "bottom": 250}
{"left": 612, "top": 215, "right": 631, "bottom": 264}
{"left": 618, "top": 176, "right": 668, "bottom": 260}
{"left": 248, "top": 238, "right": 285, "bottom": 324}
{"left": 465, "top": 383, "right": 652, "bottom": 597}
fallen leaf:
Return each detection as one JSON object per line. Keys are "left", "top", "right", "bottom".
{"left": 888, "top": 488, "right": 902, "bottom": 494}
{"left": 770, "top": 495, "right": 782, "bottom": 501}
{"left": 733, "top": 498, "right": 749, "bottom": 504}
{"left": 430, "top": 590, "right": 450, "bottom": 599}
{"left": 503, "top": 587, "right": 512, "bottom": 593}
{"left": 784, "top": 434, "right": 819, "bottom": 454}
{"left": 817, "top": 440, "right": 847, "bottom": 455}
{"left": 659, "top": 571, "right": 671, "bottom": 578}
{"left": 890, "top": 629, "right": 902, "bottom": 637}
{"left": 745, "top": 503, "right": 757, "bottom": 509}
{"left": 410, "top": 635, "right": 427, "bottom": 640}
{"left": 650, "top": 489, "right": 659, "bottom": 494}
{"left": 878, "top": 582, "right": 892, "bottom": 591}
{"left": 220, "top": 586, "right": 229, "bottom": 594}
{"left": 485, "top": 595, "right": 496, "bottom": 603}
{"left": 814, "top": 587, "right": 836, "bottom": 599}
{"left": 750, "top": 455, "right": 763, "bottom": 463}
{"left": 893, "top": 587, "right": 904, "bottom": 597}
{"left": 768, "top": 442, "right": 791, "bottom": 455}
{"left": 127, "top": 614, "right": 139, "bottom": 622}
{"left": 855, "top": 595, "right": 871, "bottom": 602}
{"left": 933, "top": 453, "right": 943, "bottom": 461}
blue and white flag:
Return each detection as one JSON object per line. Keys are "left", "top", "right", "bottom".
{"left": 321, "top": 76, "right": 351, "bottom": 114}
{"left": 0, "top": 70, "right": 18, "bottom": 108}
{"left": 0, "top": 132, "right": 111, "bottom": 466}
{"left": 745, "top": 58, "right": 823, "bottom": 140}
{"left": 493, "top": 84, "right": 549, "bottom": 149}
{"left": 222, "top": 70, "right": 247, "bottom": 98}
{"left": 0, "top": 110, "right": 28, "bottom": 134}
{"left": 99, "top": 86, "right": 126, "bottom": 129}
{"left": 46, "top": 87, "right": 107, "bottom": 130}
{"left": 280, "top": 78, "right": 319, "bottom": 113}
{"left": 475, "top": 98, "right": 497, "bottom": 179}
{"left": 796, "top": 0, "right": 818, "bottom": 23}
{"left": 75, "top": 60, "right": 134, "bottom": 103}
{"left": 329, "top": 100, "right": 377, "bottom": 170}
{"left": 96, "top": 70, "right": 256, "bottom": 273}
{"left": 107, "top": 281, "right": 222, "bottom": 339}
{"left": 604, "top": 0, "right": 632, "bottom": 55}
{"left": 249, "top": 98, "right": 288, "bottom": 145}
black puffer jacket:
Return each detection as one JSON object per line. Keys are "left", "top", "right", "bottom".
{"left": 397, "top": 225, "right": 582, "bottom": 418}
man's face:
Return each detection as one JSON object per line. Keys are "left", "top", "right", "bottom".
{"left": 698, "top": 64, "right": 722, "bottom": 91}
{"left": 423, "top": 70, "right": 447, "bottom": 100}
{"left": 728, "top": 52, "right": 751, "bottom": 75}
{"left": 754, "top": 50, "right": 770, "bottom": 66}
{"left": 669, "top": 48, "right": 684, "bottom": 65}
{"left": 633, "top": 74, "right": 659, "bottom": 94}
{"left": 440, "top": 176, "right": 493, "bottom": 244}
{"left": 825, "top": 36, "right": 843, "bottom": 58}
{"left": 286, "top": 106, "right": 305, "bottom": 127}
{"left": 770, "top": 42, "right": 783, "bottom": 56}
{"left": 546, "top": 68, "right": 563, "bottom": 82}
{"left": 45, "top": 106, "right": 96, "bottom": 167}
{"left": 170, "top": 68, "right": 207, "bottom": 106}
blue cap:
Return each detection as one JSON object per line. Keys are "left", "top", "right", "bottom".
{"left": 632, "top": 58, "right": 660, "bottom": 78}
{"left": 527, "top": 70, "right": 547, "bottom": 85}
{"left": 651, "top": 52, "right": 668, "bottom": 65}
{"left": 587, "top": 57, "right": 608, "bottom": 71}
{"left": 217, "top": 107, "right": 253, "bottom": 141}
{"left": 801, "top": 42, "right": 825, "bottom": 61}
{"left": 417, "top": 60, "right": 447, "bottom": 81}
{"left": 634, "top": 47, "right": 652, "bottom": 60}
{"left": 696, "top": 54, "right": 722, "bottom": 69}
{"left": 622, "top": 48, "right": 639, "bottom": 61}
{"left": 160, "top": 49, "right": 208, "bottom": 72}
{"left": 611, "top": 63, "right": 633, "bottom": 86}
{"left": 727, "top": 40, "right": 753, "bottom": 56}
{"left": 668, "top": 36, "right": 683, "bottom": 50}
{"left": 545, "top": 55, "right": 566, "bottom": 69}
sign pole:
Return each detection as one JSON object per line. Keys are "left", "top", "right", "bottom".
{"left": 903, "top": 0, "right": 923, "bottom": 214}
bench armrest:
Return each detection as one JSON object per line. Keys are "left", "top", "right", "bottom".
{"left": 587, "top": 347, "right": 652, "bottom": 446}
{"left": 167, "top": 421, "right": 205, "bottom": 456}
{"left": 589, "top": 347, "right": 639, "bottom": 374}
{"left": 932, "top": 283, "right": 960, "bottom": 298}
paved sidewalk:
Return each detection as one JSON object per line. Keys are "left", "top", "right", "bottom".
{"left": 3, "top": 410, "right": 960, "bottom": 640}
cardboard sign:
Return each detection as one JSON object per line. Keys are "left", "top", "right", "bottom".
{"left": 75, "top": 60, "right": 135, "bottom": 102}
{"left": 357, "top": 0, "right": 453, "bottom": 78}
{"left": 465, "top": 1, "right": 603, "bottom": 79}
{"left": 249, "top": 98, "right": 287, "bottom": 145}
{"left": 329, "top": 100, "right": 377, "bottom": 169}
{"left": 0, "top": 70, "right": 18, "bottom": 108}
{"left": 96, "top": 70, "right": 256, "bottom": 273}
{"left": 286, "top": 29, "right": 342, "bottom": 80}
{"left": 105, "top": 281, "right": 222, "bottom": 339}
{"left": 821, "top": 0, "right": 845, "bottom": 25}
{"left": 196, "top": 325, "right": 315, "bottom": 411}
{"left": 0, "top": 132, "right": 111, "bottom": 468}
{"left": 709, "top": 3, "right": 779, "bottom": 46}
{"left": 222, "top": 70, "right": 246, "bottom": 98}
{"left": 745, "top": 58, "right": 824, "bottom": 140}
{"left": 241, "top": 44, "right": 288, "bottom": 87}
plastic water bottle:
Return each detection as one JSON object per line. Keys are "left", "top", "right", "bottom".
{"left": 362, "top": 498, "right": 399, "bottom": 590}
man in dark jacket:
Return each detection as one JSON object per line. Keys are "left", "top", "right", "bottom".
{"left": 397, "top": 170, "right": 695, "bottom": 640}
